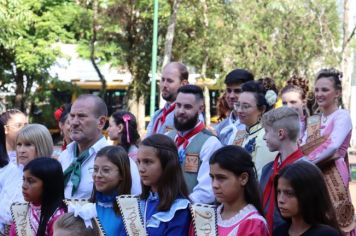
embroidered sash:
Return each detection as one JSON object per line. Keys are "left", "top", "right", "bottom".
{"left": 10, "top": 203, "right": 33, "bottom": 236}
{"left": 116, "top": 195, "right": 147, "bottom": 236}
{"left": 232, "top": 130, "right": 247, "bottom": 146}
{"left": 302, "top": 115, "right": 355, "bottom": 233}
{"left": 63, "top": 199, "right": 106, "bottom": 236}
{"left": 190, "top": 203, "right": 217, "bottom": 236}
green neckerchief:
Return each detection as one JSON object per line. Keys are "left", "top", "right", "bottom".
{"left": 63, "top": 143, "right": 90, "bottom": 196}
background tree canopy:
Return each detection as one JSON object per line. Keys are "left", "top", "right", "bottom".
{"left": 0, "top": 0, "right": 346, "bottom": 114}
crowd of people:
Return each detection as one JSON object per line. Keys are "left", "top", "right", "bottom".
{"left": 0, "top": 62, "right": 354, "bottom": 236}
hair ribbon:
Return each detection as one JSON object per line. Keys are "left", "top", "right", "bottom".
{"left": 122, "top": 114, "right": 131, "bottom": 143}
{"left": 68, "top": 203, "right": 96, "bottom": 228}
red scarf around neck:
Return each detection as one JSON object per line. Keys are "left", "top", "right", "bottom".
{"left": 153, "top": 103, "right": 176, "bottom": 133}
{"left": 175, "top": 121, "right": 205, "bottom": 149}
{"left": 263, "top": 148, "right": 304, "bottom": 233}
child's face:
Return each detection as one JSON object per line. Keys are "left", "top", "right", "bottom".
{"left": 107, "top": 116, "right": 122, "bottom": 141}
{"left": 93, "top": 155, "right": 121, "bottom": 194}
{"left": 22, "top": 170, "right": 43, "bottom": 204}
{"left": 277, "top": 177, "right": 299, "bottom": 218}
{"left": 137, "top": 145, "right": 162, "bottom": 192}
{"left": 210, "top": 163, "right": 247, "bottom": 205}
{"left": 281, "top": 91, "right": 305, "bottom": 117}
{"left": 16, "top": 138, "right": 37, "bottom": 166}
{"left": 263, "top": 126, "right": 280, "bottom": 152}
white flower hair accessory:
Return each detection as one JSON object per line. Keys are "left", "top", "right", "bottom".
{"left": 265, "top": 90, "right": 278, "bottom": 106}
{"left": 68, "top": 203, "right": 97, "bottom": 228}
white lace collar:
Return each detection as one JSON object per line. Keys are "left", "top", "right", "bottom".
{"left": 217, "top": 204, "right": 258, "bottom": 227}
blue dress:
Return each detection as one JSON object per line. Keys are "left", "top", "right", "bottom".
{"left": 96, "top": 192, "right": 125, "bottom": 236}
{"left": 139, "top": 192, "right": 191, "bottom": 235}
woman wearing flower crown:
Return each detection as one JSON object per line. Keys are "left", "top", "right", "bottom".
{"left": 301, "top": 68, "right": 355, "bottom": 235}
{"left": 235, "top": 80, "right": 278, "bottom": 179}
{"left": 107, "top": 111, "right": 140, "bottom": 162}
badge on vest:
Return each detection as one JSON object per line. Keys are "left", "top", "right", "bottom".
{"left": 184, "top": 154, "right": 199, "bottom": 173}
{"left": 164, "top": 126, "right": 174, "bottom": 134}
{"left": 233, "top": 130, "right": 247, "bottom": 146}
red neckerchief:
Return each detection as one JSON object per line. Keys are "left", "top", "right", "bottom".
{"left": 263, "top": 148, "right": 304, "bottom": 233}
{"left": 153, "top": 102, "right": 176, "bottom": 133}
{"left": 175, "top": 121, "right": 205, "bottom": 149}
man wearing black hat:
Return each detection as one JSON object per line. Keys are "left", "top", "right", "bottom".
{"left": 215, "top": 69, "right": 254, "bottom": 145}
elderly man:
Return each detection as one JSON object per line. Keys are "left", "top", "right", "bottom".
{"left": 59, "top": 94, "right": 140, "bottom": 198}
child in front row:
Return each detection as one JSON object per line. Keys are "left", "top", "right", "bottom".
{"left": 10, "top": 158, "right": 66, "bottom": 236}
{"left": 260, "top": 106, "right": 307, "bottom": 232}
{"left": 128, "top": 134, "right": 191, "bottom": 235}
{"left": 189, "top": 145, "right": 269, "bottom": 235}
{"left": 273, "top": 162, "right": 341, "bottom": 235}
{"left": 89, "top": 145, "right": 137, "bottom": 235}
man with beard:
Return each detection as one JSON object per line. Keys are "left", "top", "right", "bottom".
{"left": 146, "top": 62, "right": 189, "bottom": 136}
{"left": 168, "top": 85, "right": 222, "bottom": 204}
{"left": 215, "top": 69, "right": 254, "bottom": 145}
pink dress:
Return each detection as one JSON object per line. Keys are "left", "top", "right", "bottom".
{"left": 217, "top": 204, "right": 269, "bottom": 236}
{"left": 305, "top": 109, "right": 352, "bottom": 186}
{"left": 9, "top": 204, "right": 65, "bottom": 236}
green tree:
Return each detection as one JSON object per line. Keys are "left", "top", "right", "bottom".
{"left": 0, "top": 0, "right": 85, "bottom": 110}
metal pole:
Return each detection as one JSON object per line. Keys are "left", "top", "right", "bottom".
{"left": 150, "top": 0, "right": 159, "bottom": 117}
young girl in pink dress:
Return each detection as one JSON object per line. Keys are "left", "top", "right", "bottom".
{"left": 190, "top": 145, "right": 269, "bottom": 235}
{"left": 9, "top": 158, "right": 66, "bottom": 236}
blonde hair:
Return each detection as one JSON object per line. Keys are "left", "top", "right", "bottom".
{"left": 16, "top": 124, "right": 53, "bottom": 157}
{"left": 54, "top": 213, "right": 100, "bottom": 236}
{"left": 261, "top": 106, "right": 300, "bottom": 142}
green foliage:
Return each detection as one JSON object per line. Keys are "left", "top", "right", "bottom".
{"left": 173, "top": 0, "right": 340, "bottom": 87}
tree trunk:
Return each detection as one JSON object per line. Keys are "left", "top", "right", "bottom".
{"left": 90, "top": 0, "right": 107, "bottom": 99}
{"left": 341, "top": 0, "right": 353, "bottom": 110}
{"left": 14, "top": 68, "right": 25, "bottom": 111}
{"left": 200, "top": 0, "right": 209, "bottom": 78}
{"left": 160, "top": 0, "right": 181, "bottom": 108}
{"left": 162, "top": 0, "right": 181, "bottom": 68}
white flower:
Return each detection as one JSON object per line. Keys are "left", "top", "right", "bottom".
{"left": 265, "top": 90, "right": 278, "bottom": 106}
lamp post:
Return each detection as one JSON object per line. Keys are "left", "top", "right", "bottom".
{"left": 150, "top": 0, "right": 159, "bottom": 118}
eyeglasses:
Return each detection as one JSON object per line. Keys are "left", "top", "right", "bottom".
{"left": 234, "top": 103, "right": 255, "bottom": 111}
{"left": 89, "top": 167, "right": 118, "bottom": 177}
{"left": 5, "top": 122, "right": 28, "bottom": 129}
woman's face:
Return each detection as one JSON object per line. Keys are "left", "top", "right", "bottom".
{"left": 314, "top": 77, "right": 340, "bottom": 110}
{"left": 93, "top": 155, "right": 120, "bottom": 194}
{"left": 281, "top": 91, "right": 305, "bottom": 118}
{"left": 22, "top": 170, "right": 43, "bottom": 204}
{"left": 210, "top": 163, "right": 247, "bottom": 205}
{"left": 137, "top": 145, "right": 162, "bottom": 192}
{"left": 107, "top": 117, "right": 122, "bottom": 141}
{"left": 236, "top": 92, "right": 263, "bottom": 127}
{"left": 5, "top": 113, "right": 28, "bottom": 149}
{"left": 277, "top": 177, "right": 299, "bottom": 219}
{"left": 16, "top": 138, "right": 37, "bottom": 166}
